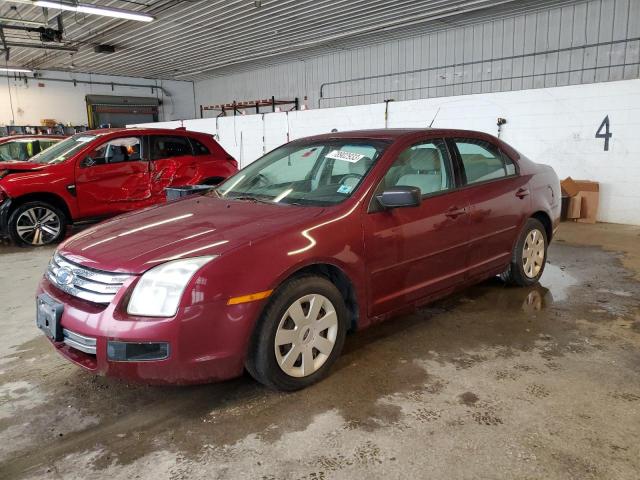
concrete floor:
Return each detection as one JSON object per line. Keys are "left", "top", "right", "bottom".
{"left": 1, "top": 222, "right": 639, "bottom": 479}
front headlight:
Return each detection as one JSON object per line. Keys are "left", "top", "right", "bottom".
{"left": 127, "top": 256, "right": 215, "bottom": 317}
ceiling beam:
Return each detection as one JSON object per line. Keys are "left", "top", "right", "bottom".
{"left": 3, "top": 41, "right": 77, "bottom": 52}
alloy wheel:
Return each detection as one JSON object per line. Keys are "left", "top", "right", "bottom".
{"left": 15, "top": 207, "right": 62, "bottom": 246}
{"left": 522, "top": 228, "right": 545, "bottom": 278}
{"left": 274, "top": 294, "right": 339, "bottom": 378}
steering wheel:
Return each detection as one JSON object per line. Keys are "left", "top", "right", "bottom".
{"left": 339, "top": 173, "right": 363, "bottom": 186}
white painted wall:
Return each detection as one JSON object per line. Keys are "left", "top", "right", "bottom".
{"left": 0, "top": 70, "right": 196, "bottom": 126}
{"left": 132, "top": 79, "right": 640, "bottom": 226}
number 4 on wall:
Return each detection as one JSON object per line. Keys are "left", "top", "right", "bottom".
{"left": 595, "top": 115, "right": 612, "bottom": 151}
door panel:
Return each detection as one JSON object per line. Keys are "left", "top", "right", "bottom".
{"left": 464, "top": 176, "right": 531, "bottom": 278}
{"left": 364, "top": 190, "right": 470, "bottom": 316}
{"left": 75, "top": 136, "right": 151, "bottom": 218}
{"left": 451, "top": 138, "right": 531, "bottom": 279}
{"left": 149, "top": 135, "right": 198, "bottom": 200}
{"left": 363, "top": 138, "right": 470, "bottom": 317}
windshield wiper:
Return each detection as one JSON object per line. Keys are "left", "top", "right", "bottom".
{"left": 233, "top": 195, "right": 274, "bottom": 205}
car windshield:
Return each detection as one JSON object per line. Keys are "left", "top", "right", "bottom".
{"left": 216, "top": 139, "right": 389, "bottom": 206}
{"left": 0, "top": 140, "right": 30, "bottom": 161}
{"left": 29, "top": 134, "right": 96, "bottom": 165}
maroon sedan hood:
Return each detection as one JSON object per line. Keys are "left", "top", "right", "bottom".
{"left": 59, "top": 196, "right": 325, "bottom": 274}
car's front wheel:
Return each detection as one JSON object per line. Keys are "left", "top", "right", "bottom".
{"left": 246, "top": 275, "right": 348, "bottom": 391}
{"left": 500, "top": 218, "right": 548, "bottom": 286}
{"left": 8, "top": 201, "right": 67, "bottom": 247}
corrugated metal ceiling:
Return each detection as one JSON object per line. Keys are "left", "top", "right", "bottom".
{"left": 0, "top": 0, "right": 548, "bottom": 80}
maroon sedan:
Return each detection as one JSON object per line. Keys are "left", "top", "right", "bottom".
{"left": 37, "top": 128, "right": 560, "bottom": 390}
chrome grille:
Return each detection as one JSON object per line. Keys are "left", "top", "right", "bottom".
{"left": 47, "top": 253, "right": 133, "bottom": 304}
{"left": 63, "top": 329, "right": 97, "bottom": 355}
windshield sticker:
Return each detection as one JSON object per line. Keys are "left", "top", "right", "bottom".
{"left": 75, "top": 136, "right": 95, "bottom": 143}
{"left": 337, "top": 184, "right": 353, "bottom": 194}
{"left": 325, "top": 150, "right": 365, "bottom": 163}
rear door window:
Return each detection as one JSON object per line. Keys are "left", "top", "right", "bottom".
{"left": 454, "top": 139, "right": 516, "bottom": 185}
{"left": 150, "top": 136, "right": 193, "bottom": 160}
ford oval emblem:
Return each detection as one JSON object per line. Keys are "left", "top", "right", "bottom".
{"left": 56, "top": 267, "right": 74, "bottom": 286}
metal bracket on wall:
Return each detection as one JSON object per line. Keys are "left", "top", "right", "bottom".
{"left": 200, "top": 97, "right": 299, "bottom": 118}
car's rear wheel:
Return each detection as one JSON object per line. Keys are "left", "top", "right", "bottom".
{"left": 8, "top": 201, "right": 67, "bottom": 247}
{"left": 246, "top": 275, "right": 348, "bottom": 391}
{"left": 500, "top": 218, "right": 548, "bottom": 286}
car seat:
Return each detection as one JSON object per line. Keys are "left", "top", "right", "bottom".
{"left": 396, "top": 148, "right": 443, "bottom": 195}
{"left": 342, "top": 156, "right": 373, "bottom": 189}
{"left": 109, "top": 146, "right": 127, "bottom": 163}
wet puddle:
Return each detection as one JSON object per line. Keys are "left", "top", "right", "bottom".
{"left": 1, "top": 242, "right": 638, "bottom": 479}
{"left": 539, "top": 263, "right": 579, "bottom": 302}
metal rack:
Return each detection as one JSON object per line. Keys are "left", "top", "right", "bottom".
{"left": 200, "top": 96, "right": 299, "bottom": 118}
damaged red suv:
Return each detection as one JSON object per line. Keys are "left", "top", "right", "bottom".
{"left": 0, "top": 128, "right": 237, "bottom": 246}
{"left": 37, "top": 129, "right": 560, "bottom": 390}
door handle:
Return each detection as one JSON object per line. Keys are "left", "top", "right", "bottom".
{"left": 445, "top": 206, "right": 466, "bottom": 219}
{"left": 516, "top": 188, "right": 530, "bottom": 199}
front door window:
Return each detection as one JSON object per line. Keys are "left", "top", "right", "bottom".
{"left": 83, "top": 137, "right": 142, "bottom": 167}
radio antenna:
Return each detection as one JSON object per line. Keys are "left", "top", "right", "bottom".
{"left": 428, "top": 107, "right": 441, "bottom": 128}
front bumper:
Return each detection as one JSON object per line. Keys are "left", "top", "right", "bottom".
{"left": 37, "top": 276, "right": 264, "bottom": 385}
{"left": 0, "top": 198, "right": 12, "bottom": 237}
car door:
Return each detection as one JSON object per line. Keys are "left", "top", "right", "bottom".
{"left": 448, "top": 137, "right": 531, "bottom": 281}
{"left": 148, "top": 135, "right": 198, "bottom": 200}
{"left": 75, "top": 136, "right": 152, "bottom": 218}
{"left": 362, "top": 138, "right": 471, "bottom": 317}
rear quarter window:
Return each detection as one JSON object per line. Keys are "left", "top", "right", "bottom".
{"left": 189, "top": 138, "right": 211, "bottom": 156}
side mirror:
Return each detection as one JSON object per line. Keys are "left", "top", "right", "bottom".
{"left": 376, "top": 186, "right": 422, "bottom": 209}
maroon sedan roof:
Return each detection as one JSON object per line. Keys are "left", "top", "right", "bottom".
{"left": 304, "top": 128, "right": 497, "bottom": 141}
{"left": 301, "top": 128, "right": 520, "bottom": 160}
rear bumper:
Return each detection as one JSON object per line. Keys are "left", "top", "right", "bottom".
{"left": 37, "top": 276, "right": 264, "bottom": 385}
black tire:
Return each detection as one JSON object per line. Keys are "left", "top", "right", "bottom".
{"left": 246, "top": 275, "right": 348, "bottom": 391}
{"left": 8, "top": 201, "right": 67, "bottom": 247}
{"left": 500, "top": 218, "right": 548, "bottom": 287}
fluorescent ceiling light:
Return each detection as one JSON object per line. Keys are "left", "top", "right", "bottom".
{"left": 0, "top": 67, "right": 33, "bottom": 73}
{"left": 33, "top": 1, "right": 154, "bottom": 22}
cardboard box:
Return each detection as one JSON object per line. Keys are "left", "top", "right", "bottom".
{"left": 576, "top": 184, "right": 599, "bottom": 224}
{"left": 561, "top": 177, "right": 580, "bottom": 197}
{"left": 566, "top": 193, "right": 583, "bottom": 219}
{"left": 560, "top": 178, "right": 599, "bottom": 223}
